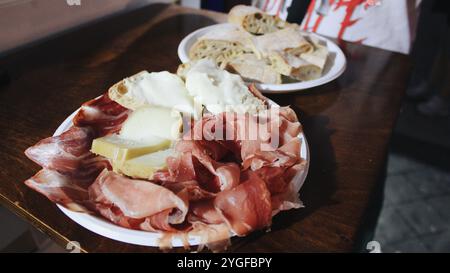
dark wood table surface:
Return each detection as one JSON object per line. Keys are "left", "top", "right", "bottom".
{"left": 0, "top": 4, "right": 410, "bottom": 252}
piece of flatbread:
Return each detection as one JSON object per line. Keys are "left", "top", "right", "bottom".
{"left": 299, "top": 35, "right": 329, "bottom": 70}
{"left": 188, "top": 25, "right": 253, "bottom": 67}
{"left": 269, "top": 51, "right": 322, "bottom": 81}
{"left": 228, "top": 5, "right": 289, "bottom": 35}
{"left": 226, "top": 53, "right": 282, "bottom": 84}
{"left": 251, "top": 27, "right": 314, "bottom": 58}
{"left": 109, "top": 71, "right": 148, "bottom": 110}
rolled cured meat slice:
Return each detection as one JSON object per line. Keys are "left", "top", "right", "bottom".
{"left": 89, "top": 170, "right": 189, "bottom": 231}
{"left": 214, "top": 171, "right": 272, "bottom": 236}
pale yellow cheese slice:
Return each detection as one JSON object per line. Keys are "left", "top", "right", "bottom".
{"left": 114, "top": 149, "right": 174, "bottom": 179}
{"left": 91, "top": 134, "right": 171, "bottom": 164}
{"left": 120, "top": 105, "right": 183, "bottom": 141}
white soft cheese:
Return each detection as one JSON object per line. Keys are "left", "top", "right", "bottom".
{"left": 122, "top": 71, "right": 201, "bottom": 119}
{"left": 184, "top": 59, "right": 265, "bottom": 115}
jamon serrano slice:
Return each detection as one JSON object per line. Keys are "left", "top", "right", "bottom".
{"left": 190, "top": 199, "right": 224, "bottom": 225}
{"left": 24, "top": 126, "right": 110, "bottom": 211}
{"left": 24, "top": 93, "right": 128, "bottom": 211}
{"left": 175, "top": 140, "right": 241, "bottom": 191}
{"left": 25, "top": 126, "right": 109, "bottom": 182}
{"left": 159, "top": 140, "right": 241, "bottom": 193}
{"left": 214, "top": 171, "right": 272, "bottom": 236}
{"left": 271, "top": 162, "right": 307, "bottom": 215}
{"left": 89, "top": 170, "right": 189, "bottom": 231}
{"left": 240, "top": 106, "right": 301, "bottom": 167}
{"left": 73, "top": 93, "right": 130, "bottom": 137}
{"left": 24, "top": 169, "right": 91, "bottom": 212}
{"left": 162, "top": 180, "right": 216, "bottom": 202}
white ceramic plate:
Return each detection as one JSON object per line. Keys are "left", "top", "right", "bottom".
{"left": 178, "top": 23, "right": 346, "bottom": 93}
{"left": 53, "top": 103, "right": 310, "bottom": 247}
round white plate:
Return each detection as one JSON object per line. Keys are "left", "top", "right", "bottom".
{"left": 178, "top": 23, "right": 346, "bottom": 93}
{"left": 53, "top": 104, "right": 309, "bottom": 247}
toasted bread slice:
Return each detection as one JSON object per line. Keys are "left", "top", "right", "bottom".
{"left": 108, "top": 71, "right": 200, "bottom": 118}
{"left": 176, "top": 62, "right": 191, "bottom": 80}
{"left": 226, "top": 54, "right": 281, "bottom": 84}
{"left": 188, "top": 25, "right": 253, "bottom": 67}
{"left": 251, "top": 27, "right": 314, "bottom": 58}
{"left": 299, "top": 35, "right": 329, "bottom": 70}
{"left": 228, "top": 5, "right": 288, "bottom": 35}
{"left": 108, "top": 71, "right": 148, "bottom": 110}
{"left": 269, "top": 51, "right": 322, "bottom": 81}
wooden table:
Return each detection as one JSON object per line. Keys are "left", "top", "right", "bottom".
{"left": 0, "top": 4, "right": 410, "bottom": 252}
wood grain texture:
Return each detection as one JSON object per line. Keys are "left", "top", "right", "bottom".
{"left": 0, "top": 3, "right": 410, "bottom": 252}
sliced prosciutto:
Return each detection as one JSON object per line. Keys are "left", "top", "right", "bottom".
{"left": 174, "top": 140, "right": 241, "bottom": 191}
{"left": 88, "top": 170, "right": 189, "bottom": 232}
{"left": 25, "top": 169, "right": 91, "bottom": 212}
{"left": 157, "top": 140, "right": 241, "bottom": 193}
{"left": 24, "top": 93, "right": 129, "bottom": 211}
{"left": 73, "top": 93, "right": 130, "bottom": 137}
{"left": 214, "top": 171, "right": 272, "bottom": 236}
{"left": 180, "top": 106, "right": 305, "bottom": 198}
{"left": 25, "top": 126, "right": 109, "bottom": 183}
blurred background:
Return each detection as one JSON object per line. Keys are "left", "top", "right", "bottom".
{"left": 0, "top": 0, "right": 448, "bottom": 252}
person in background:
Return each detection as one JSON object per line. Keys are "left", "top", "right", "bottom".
{"left": 200, "top": 0, "right": 251, "bottom": 12}
{"left": 300, "top": 0, "right": 422, "bottom": 55}
{"left": 408, "top": 0, "right": 450, "bottom": 117}
{"left": 200, "top": 0, "right": 312, "bottom": 23}
{"left": 251, "top": 0, "right": 311, "bottom": 23}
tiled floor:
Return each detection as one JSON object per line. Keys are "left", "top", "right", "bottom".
{"left": 373, "top": 99, "right": 450, "bottom": 253}
{"left": 374, "top": 153, "right": 450, "bottom": 252}
{"left": 0, "top": 206, "right": 29, "bottom": 251}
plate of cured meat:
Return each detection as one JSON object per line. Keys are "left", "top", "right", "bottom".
{"left": 24, "top": 60, "right": 309, "bottom": 251}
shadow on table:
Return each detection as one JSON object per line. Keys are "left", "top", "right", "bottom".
{"left": 272, "top": 112, "right": 338, "bottom": 230}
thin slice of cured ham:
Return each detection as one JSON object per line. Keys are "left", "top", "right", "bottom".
{"left": 159, "top": 140, "right": 241, "bottom": 193}
{"left": 25, "top": 126, "right": 109, "bottom": 183}
{"left": 162, "top": 180, "right": 216, "bottom": 202}
{"left": 175, "top": 140, "right": 241, "bottom": 191}
{"left": 190, "top": 199, "right": 224, "bottom": 225}
{"left": 179, "top": 106, "right": 304, "bottom": 193}
{"left": 186, "top": 112, "right": 242, "bottom": 161}
{"left": 240, "top": 107, "right": 301, "bottom": 168}
{"left": 24, "top": 93, "right": 128, "bottom": 212}
{"left": 88, "top": 170, "right": 189, "bottom": 231}
{"left": 24, "top": 169, "right": 91, "bottom": 212}
{"left": 270, "top": 162, "right": 307, "bottom": 216}
{"left": 73, "top": 93, "right": 130, "bottom": 137}
{"left": 214, "top": 171, "right": 272, "bottom": 236}
{"left": 24, "top": 126, "right": 109, "bottom": 211}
